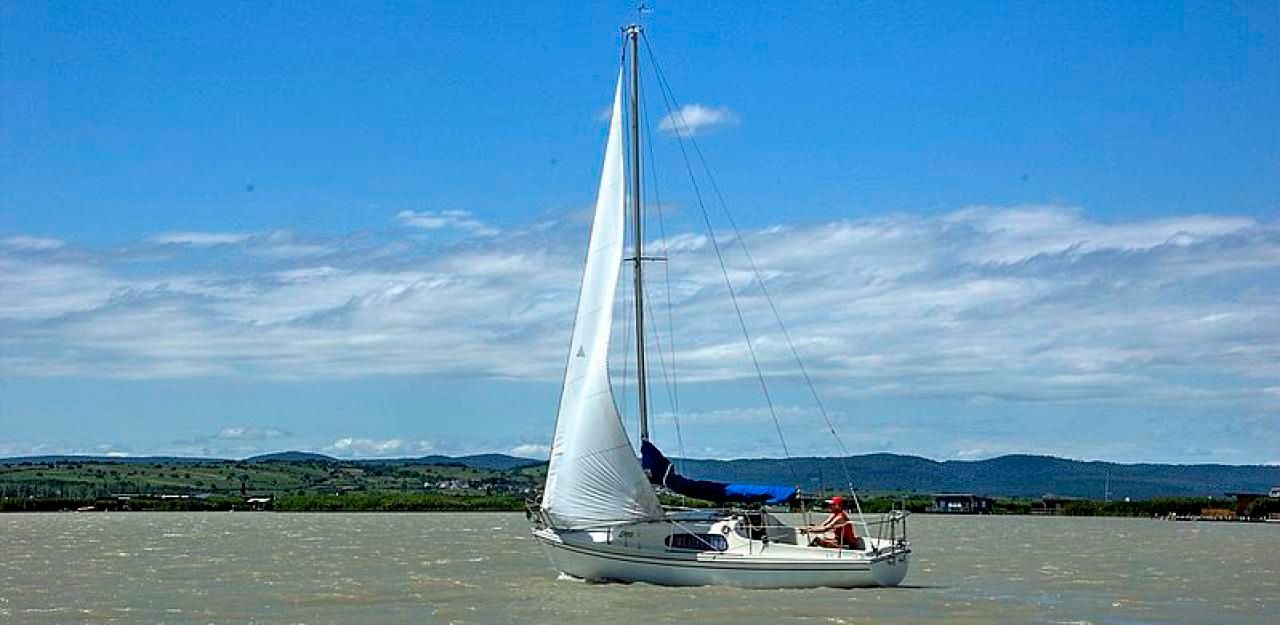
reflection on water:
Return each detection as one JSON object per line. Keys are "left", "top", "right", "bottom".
{"left": 1, "top": 512, "right": 1276, "bottom": 624}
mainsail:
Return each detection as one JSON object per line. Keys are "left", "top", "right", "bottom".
{"left": 540, "top": 70, "right": 665, "bottom": 529}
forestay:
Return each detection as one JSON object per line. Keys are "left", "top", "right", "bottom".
{"left": 541, "top": 69, "right": 665, "bottom": 530}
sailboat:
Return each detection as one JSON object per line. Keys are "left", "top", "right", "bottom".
{"left": 527, "top": 24, "right": 910, "bottom": 588}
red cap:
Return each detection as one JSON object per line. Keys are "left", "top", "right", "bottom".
{"left": 828, "top": 496, "right": 845, "bottom": 510}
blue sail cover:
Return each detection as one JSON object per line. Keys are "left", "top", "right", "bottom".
{"left": 641, "top": 441, "right": 796, "bottom": 505}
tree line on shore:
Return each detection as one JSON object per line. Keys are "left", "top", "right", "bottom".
{"left": 4, "top": 457, "right": 1276, "bottom": 518}
{"left": 6, "top": 492, "right": 1277, "bottom": 518}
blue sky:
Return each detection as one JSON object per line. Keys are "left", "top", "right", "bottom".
{"left": 1, "top": 2, "right": 1277, "bottom": 464}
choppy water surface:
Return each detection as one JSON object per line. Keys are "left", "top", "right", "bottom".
{"left": 1, "top": 512, "right": 1276, "bottom": 624}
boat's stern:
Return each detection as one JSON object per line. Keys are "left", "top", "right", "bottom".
{"left": 860, "top": 509, "right": 911, "bottom": 587}
{"left": 867, "top": 542, "right": 910, "bottom": 587}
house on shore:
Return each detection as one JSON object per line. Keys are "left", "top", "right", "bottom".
{"left": 931, "top": 493, "right": 994, "bottom": 514}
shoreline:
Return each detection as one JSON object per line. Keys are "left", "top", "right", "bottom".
{"left": 5, "top": 495, "right": 1277, "bottom": 522}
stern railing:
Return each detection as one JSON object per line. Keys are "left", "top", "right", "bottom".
{"left": 863, "top": 508, "right": 910, "bottom": 560}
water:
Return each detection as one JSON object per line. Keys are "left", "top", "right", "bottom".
{"left": 1, "top": 512, "right": 1275, "bottom": 624}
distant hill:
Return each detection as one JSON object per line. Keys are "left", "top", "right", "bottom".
{"left": 246, "top": 452, "right": 337, "bottom": 463}
{"left": 673, "top": 453, "right": 1280, "bottom": 500}
{"left": 4, "top": 450, "right": 1274, "bottom": 499}
{"left": 0, "top": 452, "right": 541, "bottom": 472}
{"left": 409, "top": 454, "right": 542, "bottom": 471}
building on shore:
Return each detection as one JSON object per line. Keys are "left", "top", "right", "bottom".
{"left": 1030, "top": 495, "right": 1084, "bottom": 515}
{"left": 931, "top": 493, "right": 994, "bottom": 514}
{"left": 1198, "top": 507, "right": 1237, "bottom": 521}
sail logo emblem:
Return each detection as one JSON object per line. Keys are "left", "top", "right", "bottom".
{"left": 576, "top": 346, "right": 586, "bottom": 358}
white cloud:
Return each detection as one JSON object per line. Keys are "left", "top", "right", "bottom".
{"left": 95, "top": 444, "right": 131, "bottom": 458}
{"left": 941, "top": 206, "right": 1255, "bottom": 263}
{"left": 244, "top": 230, "right": 338, "bottom": 259}
{"left": 0, "top": 440, "right": 138, "bottom": 458}
{"left": 216, "top": 426, "right": 288, "bottom": 440}
{"left": 509, "top": 443, "right": 550, "bottom": 458}
{"left": 653, "top": 405, "right": 820, "bottom": 425}
{"left": 659, "top": 104, "right": 740, "bottom": 137}
{"left": 325, "top": 437, "right": 435, "bottom": 458}
{"left": 396, "top": 210, "right": 498, "bottom": 236}
{"left": 149, "top": 231, "right": 255, "bottom": 246}
{"left": 1, "top": 204, "right": 1276, "bottom": 426}
{"left": 3, "top": 236, "right": 65, "bottom": 251}
{"left": 0, "top": 257, "right": 123, "bottom": 320}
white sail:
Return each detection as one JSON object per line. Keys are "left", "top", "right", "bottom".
{"left": 541, "top": 70, "right": 664, "bottom": 529}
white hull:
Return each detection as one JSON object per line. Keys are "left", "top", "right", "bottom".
{"left": 531, "top": 513, "right": 909, "bottom": 588}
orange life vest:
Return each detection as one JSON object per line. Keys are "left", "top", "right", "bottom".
{"left": 832, "top": 511, "right": 857, "bottom": 543}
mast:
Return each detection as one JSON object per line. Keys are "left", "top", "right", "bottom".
{"left": 626, "top": 23, "right": 650, "bottom": 442}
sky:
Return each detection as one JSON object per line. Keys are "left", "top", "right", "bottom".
{"left": 1, "top": 2, "right": 1277, "bottom": 464}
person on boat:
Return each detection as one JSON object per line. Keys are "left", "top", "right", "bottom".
{"left": 801, "top": 495, "right": 860, "bottom": 549}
